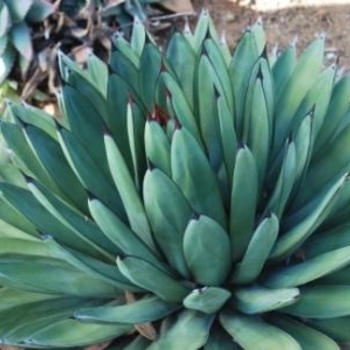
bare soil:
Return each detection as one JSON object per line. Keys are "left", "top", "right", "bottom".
{"left": 192, "top": 0, "right": 350, "bottom": 69}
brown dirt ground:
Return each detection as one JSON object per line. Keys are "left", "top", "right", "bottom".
{"left": 191, "top": 0, "right": 350, "bottom": 70}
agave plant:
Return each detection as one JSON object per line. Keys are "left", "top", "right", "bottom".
{"left": 1, "top": 11, "right": 350, "bottom": 349}
{"left": 0, "top": 0, "right": 54, "bottom": 84}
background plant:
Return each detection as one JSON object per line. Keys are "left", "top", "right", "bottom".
{"left": 0, "top": 0, "right": 193, "bottom": 107}
{"left": 1, "top": 10, "right": 350, "bottom": 350}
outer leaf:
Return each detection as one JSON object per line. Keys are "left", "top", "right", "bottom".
{"left": 27, "top": 179, "right": 116, "bottom": 260}
{"left": 1, "top": 122, "right": 60, "bottom": 193}
{"left": 292, "top": 121, "right": 350, "bottom": 208}
{"left": 0, "top": 254, "right": 119, "bottom": 297}
{"left": 0, "top": 237, "right": 55, "bottom": 258}
{"left": 26, "top": 319, "right": 131, "bottom": 347}
{"left": 304, "top": 223, "right": 350, "bottom": 258}
{"left": 0, "top": 182, "right": 104, "bottom": 256}
{"left": 23, "top": 124, "right": 88, "bottom": 213}
{"left": 0, "top": 287, "right": 56, "bottom": 312}
{"left": 42, "top": 237, "right": 141, "bottom": 292}
{"left": 264, "top": 246, "right": 350, "bottom": 288}
{"left": 309, "top": 317, "right": 350, "bottom": 343}
{"left": 220, "top": 311, "right": 301, "bottom": 350}
{"left": 57, "top": 127, "right": 126, "bottom": 220}
{"left": 270, "top": 174, "right": 346, "bottom": 260}
{"left": 9, "top": 102, "right": 57, "bottom": 140}
{"left": 60, "top": 84, "right": 109, "bottom": 172}
{"left": 117, "top": 257, "right": 189, "bottom": 303}
{"left": 271, "top": 315, "right": 340, "bottom": 350}
{"left": 0, "top": 297, "right": 99, "bottom": 344}
{"left": 76, "top": 296, "right": 180, "bottom": 323}
{"left": 0, "top": 196, "right": 37, "bottom": 238}
{"left": 314, "top": 72, "right": 350, "bottom": 155}
{"left": 282, "top": 286, "right": 350, "bottom": 318}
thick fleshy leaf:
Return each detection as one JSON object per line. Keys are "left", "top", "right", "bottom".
{"left": 57, "top": 127, "right": 126, "bottom": 220}
{"left": 220, "top": 310, "right": 301, "bottom": 350}
{"left": 0, "top": 254, "right": 119, "bottom": 297}
{"left": 271, "top": 315, "right": 340, "bottom": 350}
{"left": 104, "top": 132, "right": 155, "bottom": 252}
{"left": 117, "top": 256, "right": 189, "bottom": 303}
{"left": 229, "top": 146, "right": 259, "bottom": 262}
{"left": 148, "top": 310, "right": 214, "bottom": 350}
{"left": 0, "top": 297, "right": 99, "bottom": 344}
{"left": 76, "top": 296, "right": 180, "bottom": 323}
{"left": 171, "top": 128, "right": 226, "bottom": 228}
{"left": 233, "top": 285, "right": 300, "bottom": 314}
{"left": 282, "top": 286, "right": 350, "bottom": 318}
{"left": 26, "top": 318, "right": 131, "bottom": 347}
{"left": 143, "top": 168, "right": 192, "bottom": 278}
{"left": 183, "top": 215, "right": 231, "bottom": 286}
{"left": 88, "top": 197, "right": 162, "bottom": 267}
{"left": 264, "top": 246, "right": 350, "bottom": 288}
